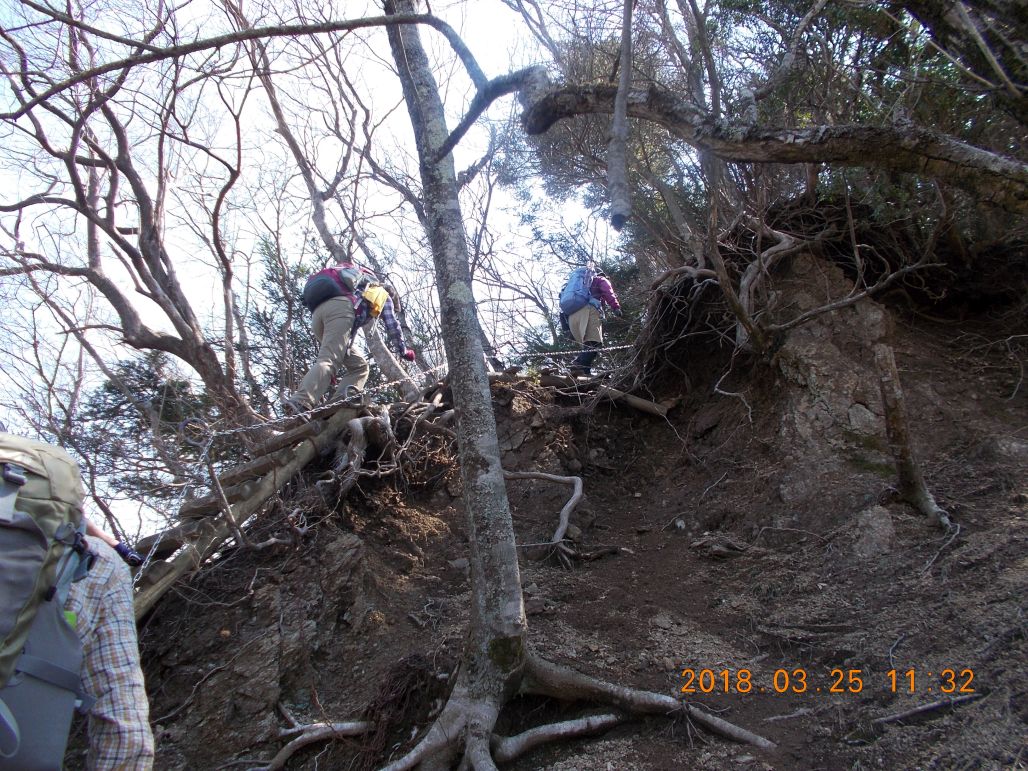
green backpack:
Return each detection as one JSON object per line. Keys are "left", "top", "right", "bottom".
{"left": 0, "top": 433, "right": 95, "bottom": 770}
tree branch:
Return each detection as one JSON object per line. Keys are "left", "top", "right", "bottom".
{"left": 522, "top": 84, "right": 1028, "bottom": 213}
{"left": 436, "top": 68, "right": 546, "bottom": 161}
{"left": 2, "top": 14, "right": 482, "bottom": 121}
{"left": 606, "top": 0, "right": 634, "bottom": 230}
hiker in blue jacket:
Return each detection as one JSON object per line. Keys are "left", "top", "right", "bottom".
{"left": 560, "top": 266, "right": 622, "bottom": 377}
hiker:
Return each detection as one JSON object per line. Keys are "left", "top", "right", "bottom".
{"left": 66, "top": 536, "right": 155, "bottom": 770}
{"left": 0, "top": 432, "right": 153, "bottom": 771}
{"left": 559, "top": 264, "right": 622, "bottom": 377}
{"left": 282, "top": 260, "right": 416, "bottom": 414}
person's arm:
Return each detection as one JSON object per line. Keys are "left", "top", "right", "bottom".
{"left": 85, "top": 518, "right": 143, "bottom": 566}
{"left": 593, "top": 276, "right": 621, "bottom": 311}
{"left": 74, "top": 541, "right": 155, "bottom": 770}
{"left": 85, "top": 518, "right": 118, "bottom": 548}
{"left": 380, "top": 298, "right": 415, "bottom": 360}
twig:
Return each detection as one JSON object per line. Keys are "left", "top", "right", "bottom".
{"left": 871, "top": 693, "right": 983, "bottom": 726}
{"left": 153, "top": 633, "right": 269, "bottom": 724}
{"left": 763, "top": 707, "right": 815, "bottom": 723}
{"left": 207, "top": 457, "right": 250, "bottom": 548}
{"left": 714, "top": 369, "right": 752, "bottom": 424}
{"left": 888, "top": 634, "right": 905, "bottom": 669}
{"left": 700, "top": 472, "right": 729, "bottom": 500}
{"left": 921, "top": 523, "right": 961, "bottom": 574}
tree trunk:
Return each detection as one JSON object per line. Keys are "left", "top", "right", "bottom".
{"left": 606, "top": 0, "right": 634, "bottom": 230}
{"left": 874, "top": 343, "right": 952, "bottom": 530}
{"left": 384, "top": 0, "right": 527, "bottom": 734}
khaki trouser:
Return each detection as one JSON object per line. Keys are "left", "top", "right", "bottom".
{"left": 569, "top": 305, "right": 603, "bottom": 345}
{"left": 293, "top": 297, "right": 370, "bottom": 407}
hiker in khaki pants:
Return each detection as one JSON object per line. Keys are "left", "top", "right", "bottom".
{"left": 289, "top": 296, "right": 367, "bottom": 412}
{"left": 567, "top": 268, "right": 622, "bottom": 376}
{"left": 283, "top": 262, "right": 416, "bottom": 415}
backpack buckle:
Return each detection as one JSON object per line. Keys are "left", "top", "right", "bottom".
{"left": 2, "top": 462, "right": 26, "bottom": 486}
{"left": 70, "top": 531, "right": 98, "bottom": 575}
{"left": 0, "top": 463, "right": 26, "bottom": 523}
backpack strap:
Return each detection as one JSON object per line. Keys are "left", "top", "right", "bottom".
{"left": 326, "top": 268, "right": 353, "bottom": 296}
{"left": 0, "top": 699, "right": 18, "bottom": 759}
{"left": 10, "top": 655, "right": 81, "bottom": 694}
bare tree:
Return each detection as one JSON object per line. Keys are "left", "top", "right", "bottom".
{"left": 377, "top": 1, "right": 772, "bottom": 765}
{"left": 0, "top": 1, "right": 260, "bottom": 425}
{"left": 222, "top": 0, "right": 424, "bottom": 398}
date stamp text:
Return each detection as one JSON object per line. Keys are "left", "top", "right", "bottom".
{"left": 679, "top": 668, "right": 976, "bottom": 695}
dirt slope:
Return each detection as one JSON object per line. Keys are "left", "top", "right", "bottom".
{"left": 73, "top": 256, "right": 1026, "bottom": 771}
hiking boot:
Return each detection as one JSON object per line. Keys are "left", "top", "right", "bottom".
{"left": 280, "top": 396, "right": 310, "bottom": 417}
{"left": 342, "top": 386, "right": 365, "bottom": 406}
{"left": 571, "top": 345, "right": 599, "bottom": 377}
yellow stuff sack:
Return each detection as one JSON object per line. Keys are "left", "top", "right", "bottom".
{"left": 361, "top": 285, "right": 389, "bottom": 318}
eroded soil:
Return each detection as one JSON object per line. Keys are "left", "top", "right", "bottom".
{"left": 86, "top": 302, "right": 1026, "bottom": 771}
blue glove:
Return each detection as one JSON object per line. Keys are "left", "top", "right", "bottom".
{"left": 114, "top": 541, "right": 144, "bottom": 567}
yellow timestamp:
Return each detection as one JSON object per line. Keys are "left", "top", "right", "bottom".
{"left": 679, "top": 668, "right": 976, "bottom": 695}
{"left": 886, "top": 668, "right": 976, "bottom": 694}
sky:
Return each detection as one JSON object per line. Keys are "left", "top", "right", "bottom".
{"left": 0, "top": 0, "right": 619, "bottom": 538}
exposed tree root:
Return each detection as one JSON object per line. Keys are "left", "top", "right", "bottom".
{"left": 316, "top": 412, "right": 398, "bottom": 498}
{"left": 374, "top": 651, "right": 774, "bottom": 769}
{"left": 250, "top": 721, "right": 372, "bottom": 771}
{"left": 491, "top": 713, "right": 624, "bottom": 763}
{"left": 503, "top": 470, "right": 581, "bottom": 551}
{"left": 522, "top": 654, "right": 776, "bottom": 751}
{"left": 870, "top": 692, "right": 982, "bottom": 726}
{"left": 380, "top": 681, "right": 501, "bottom": 771}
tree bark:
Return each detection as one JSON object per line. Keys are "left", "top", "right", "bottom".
{"left": 606, "top": 0, "right": 634, "bottom": 230}
{"left": 874, "top": 344, "right": 952, "bottom": 530}
{"left": 385, "top": 0, "right": 528, "bottom": 744}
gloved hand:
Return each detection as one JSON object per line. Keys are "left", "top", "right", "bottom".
{"left": 402, "top": 348, "right": 416, "bottom": 362}
{"left": 114, "top": 541, "right": 144, "bottom": 567}
{"left": 613, "top": 308, "right": 624, "bottom": 318}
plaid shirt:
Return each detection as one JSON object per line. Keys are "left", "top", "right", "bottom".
{"left": 352, "top": 296, "right": 408, "bottom": 355}
{"left": 66, "top": 538, "right": 155, "bottom": 770}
